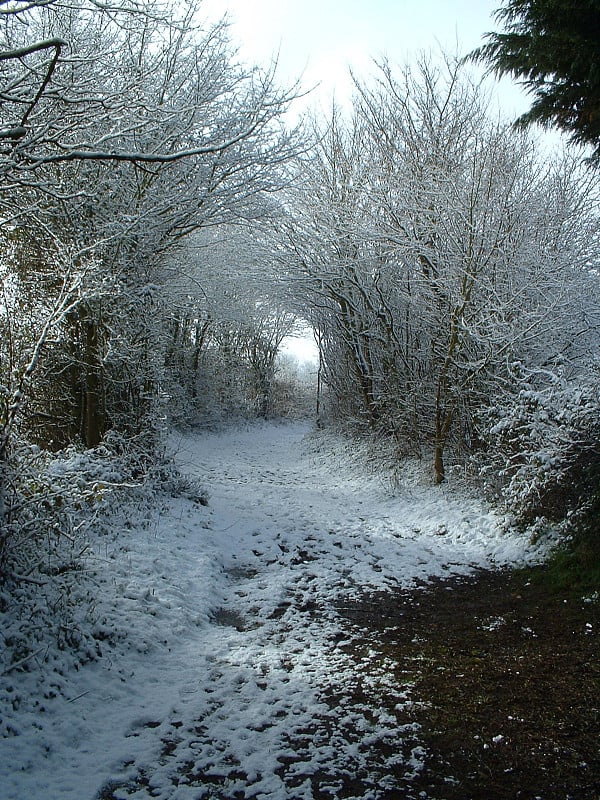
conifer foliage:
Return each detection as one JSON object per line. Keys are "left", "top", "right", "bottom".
{"left": 470, "top": 0, "right": 600, "bottom": 157}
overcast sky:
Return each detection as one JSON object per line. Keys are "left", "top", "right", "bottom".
{"left": 200, "top": 0, "right": 528, "bottom": 119}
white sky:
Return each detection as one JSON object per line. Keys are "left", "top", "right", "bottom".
{"left": 200, "top": 0, "right": 530, "bottom": 119}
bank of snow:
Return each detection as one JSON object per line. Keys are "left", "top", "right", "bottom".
{"left": 0, "top": 422, "right": 546, "bottom": 800}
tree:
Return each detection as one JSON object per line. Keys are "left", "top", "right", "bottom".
{"left": 283, "top": 55, "right": 600, "bottom": 483}
{"left": 469, "top": 0, "right": 600, "bottom": 158}
{"left": 164, "top": 226, "right": 296, "bottom": 423}
{"left": 0, "top": 0, "right": 302, "bottom": 580}
{"left": 1, "top": 0, "right": 300, "bottom": 454}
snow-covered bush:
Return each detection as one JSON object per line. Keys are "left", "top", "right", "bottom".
{"left": 475, "top": 378, "right": 600, "bottom": 525}
{"left": 1, "top": 437, "right": 130, "bottom": 576}
{"left": 0, "top": 428, "right": 212, "bottom": 677}
{"left": 149, "top": 462, "right": 209, "bottom": 505}
{"left": 0, "top": 440, "right": 125, "bottom": 674}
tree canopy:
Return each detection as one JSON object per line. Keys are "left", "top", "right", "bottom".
{"left": 470, "top": 0, "right": 600, "bottom": 158}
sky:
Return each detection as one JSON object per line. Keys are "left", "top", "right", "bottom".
{"left": 200, "top": 0, "right": 530, "bottom": 119}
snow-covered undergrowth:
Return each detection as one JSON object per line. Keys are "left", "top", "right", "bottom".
{"left": 0, "top": 443, "right": 152, "bottom": 689}
{"left": 0, "top": 422, "right": 548, "bottom": 800}
{"left": 476, "top": 381, "right": 600, "bottom": 525}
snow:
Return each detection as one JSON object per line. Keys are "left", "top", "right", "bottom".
{"left": 0, "top": 421, "right": 546, "bottom": 800}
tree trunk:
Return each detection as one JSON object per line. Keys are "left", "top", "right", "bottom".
{"left": 84, "top": 319, "right": 104, "bottom": 448}
{"left": 316, "top": 338, "right": 324, "bottom": 428}
{"left": 433, "top": 385, "right": 447, "bottom": 484}
{"left": 433, "top": 440, "right": 445, "bottom": 484}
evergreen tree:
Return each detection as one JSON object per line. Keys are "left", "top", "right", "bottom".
{"left": 470, "top": 1, "right": 600, "bottom": 158}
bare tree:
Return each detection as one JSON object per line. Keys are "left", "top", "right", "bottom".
{"left": 284, "top": 54, "right": 600, "bottom": 483}
{"left": 163, "top": 226, "right": 296, "bottom": 423}
{"left": 1, "top": 0, "right": 301, "bottom": 453}
{"left": 0, "top": 0, "right": 304, "bottom": 577}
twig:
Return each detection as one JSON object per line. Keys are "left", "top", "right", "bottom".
{"left": 66, "top": 690, "right": 90, "bottom": 703}
{"left": 1, "top": 647, "right": 46, "bottom": 675}
{"left": 11, "top": 573, "right": 48, "bottom": 586}
{"left": 218, "top": 519, "right": 241, "bottom": 532}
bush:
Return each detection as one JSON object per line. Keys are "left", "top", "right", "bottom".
{"left": 475, "top": 379, "right": 600, "bottom": 526}
{"left": 0, "top": 437, "right": 130, "bottom": 578}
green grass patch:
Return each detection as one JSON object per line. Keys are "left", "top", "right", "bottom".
{"left": 538, "top": 538, "right": 600, "bottom": 593}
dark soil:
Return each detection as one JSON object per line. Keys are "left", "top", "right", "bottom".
{"left": 338, "top": 565, "right": 600, "bottom": 799}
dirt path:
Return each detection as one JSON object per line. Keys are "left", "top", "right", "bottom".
{"left": 340, "top": 568, "right": 600, "bottom": 799}
{"left": 1, "top": 423, "right": 558, "bottom": 800}
{"left": 95, "top": 424, "right": 563, "bottom": 800}
{"left": 99, "top": 563, "right": 600, "bottom": 799}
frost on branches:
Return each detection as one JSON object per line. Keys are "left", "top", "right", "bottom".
{"left": 282, "top": 54, "right": 600, "bottom": 498}
{"left": 477, "top": 376, "right": 600, "bottom": 526}
{"left": 1, "top": 0, "right": 300, "bottom": 583}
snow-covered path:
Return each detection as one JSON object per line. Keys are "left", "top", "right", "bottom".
{"left": 0, "top": 422, "right": 542, "bottom": 800}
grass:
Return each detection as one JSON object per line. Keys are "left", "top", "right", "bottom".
{"left": 528, "top": 502, "right": 600, "bottom": 594}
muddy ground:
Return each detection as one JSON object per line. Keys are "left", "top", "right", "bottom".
{"left": 338, "top": 564, "right": 600, "bottom": 799}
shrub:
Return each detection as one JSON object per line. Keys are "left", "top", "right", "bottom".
{"left": 475, "top": 378, "right": 600, "bottom": 526}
